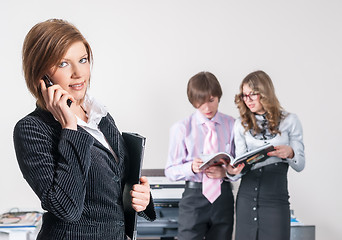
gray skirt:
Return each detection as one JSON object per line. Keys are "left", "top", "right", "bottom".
{"left": 235, "top": 162, "right": 290, "bottom": 240}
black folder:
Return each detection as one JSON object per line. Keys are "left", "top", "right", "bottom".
{"left": 122, "top": 132, "right": 146, "bottom": 240}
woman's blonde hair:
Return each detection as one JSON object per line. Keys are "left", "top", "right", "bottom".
{"left": 22, "top": 19, "right": 93, "bottom": 109}
{"left": 234, "top": 70, "right": 284, "bottom": 135}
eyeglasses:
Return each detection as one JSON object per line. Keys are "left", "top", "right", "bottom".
{"left": 241, "top": 93, "right": 259, "bottom": 101}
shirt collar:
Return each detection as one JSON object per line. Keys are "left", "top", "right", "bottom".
{"left": 195, "top": 109, "right": 222, "bottom": 125}
{"left": 77, "top": 93, "right": 108, "bottom": 128}
{"left": 255, "top": 113, "right": 267, "bottom": 121}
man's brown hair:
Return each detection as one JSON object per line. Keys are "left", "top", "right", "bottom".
{"left": 187, "top": 71, "right": 222, "bottom": 108}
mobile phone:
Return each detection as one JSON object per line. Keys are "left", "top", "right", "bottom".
{"left": 42, "top": 74, "right": 54, "bottom": 88}
{"left": 42, "top": 75, "right": 72, "bottom": 107}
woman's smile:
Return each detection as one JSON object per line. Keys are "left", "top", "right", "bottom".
{"left": 69, "top": 80, "right": 86, "bottom": 90}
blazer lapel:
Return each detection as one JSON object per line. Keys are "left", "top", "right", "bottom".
{"left": 98, "top": 114, "right": 126, "bottom": 163}
{"left": 77, "top": 126, "right": 113, "bottom": 156}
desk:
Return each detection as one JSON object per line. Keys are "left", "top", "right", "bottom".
{"left": 0, "top": 228, "right": 38, "bottom": 240}
{"left": 137, "top": 210, "right": 315, "bottom": 240}
{"left": 137, "top": 225, "right": 315, "bottom": 240}
{"left": 291, "top": 225, "right": 315, "bottom": 240}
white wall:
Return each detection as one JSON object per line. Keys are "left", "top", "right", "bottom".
{"left": 1, "top": 1, "right": 341, "bottom": 239}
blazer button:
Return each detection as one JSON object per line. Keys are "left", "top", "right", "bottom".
{"left": 118, "top": 221, "right": 124, "bottom": 227}
{"left": 113, "top": 176, "right": 120, "bottom": 182}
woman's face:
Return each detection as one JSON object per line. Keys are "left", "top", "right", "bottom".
{"left": 197, "top": 96, "right": 219, "bottom": 120}
{"left": 48, "top": 41, "right": 90, "bottom": 105}
{"left": 242, "top": 84, "right": 265, "bottom": 114}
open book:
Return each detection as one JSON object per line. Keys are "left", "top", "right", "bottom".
{"left": 199, "top": 143, "right": 275, "bottom": 171}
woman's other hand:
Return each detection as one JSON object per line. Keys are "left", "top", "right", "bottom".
{"left": 267, "top": 145, "right": 294, "bottom": 159}
{"left": 131, "top": 176, "right": 151, "bottom": 212}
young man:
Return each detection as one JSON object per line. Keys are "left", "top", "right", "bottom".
{"left": 165, "top": 71, "right": 235, "bottom": 240}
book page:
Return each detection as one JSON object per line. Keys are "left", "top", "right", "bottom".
{"left": 199, "top": 152, "right": 233, "bottom": 171}
{"left": 232, "top": 144, "right": 274, "bottom": 166}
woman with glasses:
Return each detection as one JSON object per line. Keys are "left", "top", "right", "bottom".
{"left": 227, "top": 70, "right": 305, "bottom": 240}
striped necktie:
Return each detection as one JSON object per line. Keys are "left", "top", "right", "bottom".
{"left": 202, "top": 121, "right": 222, "bottom": 203}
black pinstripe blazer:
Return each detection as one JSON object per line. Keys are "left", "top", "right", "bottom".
{"left": 13, "top": 107, "right": 155, "bottom": 240}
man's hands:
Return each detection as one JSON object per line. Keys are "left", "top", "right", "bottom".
{"left": 192, "top": 158, "right": 243, "bottom": 179}
{"left": 204, "top": 164, "right": 227, "bottom": 179}
{"left": 192, "top": 158, "right": 204, "bottom": 174}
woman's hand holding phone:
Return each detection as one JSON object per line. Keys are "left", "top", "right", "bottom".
{"left": 43, "top": 75, "right": 72, "bottom": 107}
{"left": 40, "top": 79, "right": 77, "bottom": 130}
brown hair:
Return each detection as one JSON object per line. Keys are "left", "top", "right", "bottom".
{"left": 234, "top": 70, "right": 284, "bottom": 135}
{"left": 187, "top": 71, "right": 222, "bottom": 108}
{"left": 22, "top": 19, "right": 93, "bottom": 109}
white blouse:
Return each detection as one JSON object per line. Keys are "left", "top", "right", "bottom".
{"left": 76, "top": 94, "right": 115, "bottom": 156}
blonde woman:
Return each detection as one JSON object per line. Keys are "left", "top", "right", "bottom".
{"left": 229, "top": 70, "right": 305, "bottom": 240}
